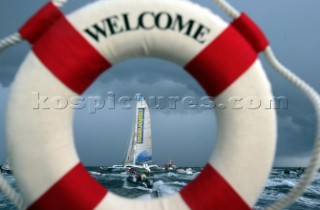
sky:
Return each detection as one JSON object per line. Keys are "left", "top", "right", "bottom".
{"left": 0, "top": 0, "right": 319, "bottom": 167}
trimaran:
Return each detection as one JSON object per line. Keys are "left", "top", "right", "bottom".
{"left": 107, "top": 96, "right": 159, "bottom": 173}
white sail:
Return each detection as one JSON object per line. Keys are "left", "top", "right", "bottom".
{"left": 124, "top": 97, "right": 152, "bottom": 165}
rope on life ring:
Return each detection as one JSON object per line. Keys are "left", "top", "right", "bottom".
{"left": 213, "top": 1, "right": 320, "bottom": 209}
{"left": 0, "top": 0, "right": 319, "bottom": 210}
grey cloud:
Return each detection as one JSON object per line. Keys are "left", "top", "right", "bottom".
{"left": 74, "top": 107, "right": 216, "bottom": 166}
{"left": 89, "top": 58, "right": 204, "bottom": 96}
{"left": 274, "top": 92, "right": 316, "bottom": 159}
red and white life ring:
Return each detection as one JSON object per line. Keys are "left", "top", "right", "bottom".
{"left": 7, "top": 0, "right": 276, "bottom": 209}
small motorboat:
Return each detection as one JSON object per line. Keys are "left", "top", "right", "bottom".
{"left": 126, "top": 172, "right": 153, "bottom": 188}
{"left": 282, "top": 168, "right": 304, "bottom": 178}
{"left": 164, "top": 160, "right": 177, "bottom": 171}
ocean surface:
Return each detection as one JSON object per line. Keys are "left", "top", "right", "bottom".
{"left": 0, "top": 168, "right": 319, "bottom": 209}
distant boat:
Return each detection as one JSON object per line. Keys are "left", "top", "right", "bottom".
{"left": 283, "top": 167, "right": 305, "bottom": 178}
{"left": 108, "top": 96, "right": 158, "bottom": 172}
{"left": 0, "top": 159, "right": 12, "bottom": 174}
{"left": 164, "top": 160, "right": 177, "bottom": 171}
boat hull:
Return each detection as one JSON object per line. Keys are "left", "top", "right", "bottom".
{"left": 106, "top": 165, "right": 129, "bottom": 172}
{"left": 107, "top": 167, "right": 128, "bottom": 172}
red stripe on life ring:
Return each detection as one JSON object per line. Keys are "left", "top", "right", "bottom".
{"left": 180, "top": 164, "right": 250, "bottom": 210}
{"left": 19, "top": 3, "right": 64, "bottom": 44}
{"left": 28, "top": 163, "right": 107, "bottom": 210}
{"left": 232, "top": 13, "right": 269, "bottom": 53}
{"left": 185, "top": 22, "right": 258, "bottom": 97}
{"left": 31, "top": 14, "right": 111, "bottom": 94}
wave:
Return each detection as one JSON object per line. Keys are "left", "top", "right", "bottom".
{"left": 0, "top": 168, "right": 319, "bottom": 209}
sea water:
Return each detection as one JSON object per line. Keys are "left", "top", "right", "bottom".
{"left": 1, "top": 168, "right": 319, "bottom": 209}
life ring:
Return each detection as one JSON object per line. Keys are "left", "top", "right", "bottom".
{"left": 7, "top": 0, "right": 276, "bottom": 209}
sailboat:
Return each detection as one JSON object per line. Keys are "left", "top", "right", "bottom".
{"left": 124, "top": 96, "right": 152, "bottom": 169}
{"left": 0, "top": 159, "right": 12, "bottom": 174}
{"left": 108, "top": 96, "right": 157, "bottom": 173}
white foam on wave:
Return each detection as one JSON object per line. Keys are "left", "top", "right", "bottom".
{"left": 0, "top": 175, "right": 15, "bottom": 209}
{"left": 2, "top": 174, "right": 16, "bottom": 185}
{"left": 168, "top": 181, "right": 187, "bottom": 186}
{"left": 258, "top": 171, "right": 320, "bottom": 209}
{"left": 258, "top": 189, "right": 284, "bottom": 202}
{"left": 264, "top": 177, "right": 297, "bottom": 188}
{"left": 0, "top": 203, "right": 8, "bottom": 209}
{"left": 153, "top": 180, "right": 165, "bottom": 187}
{"left": 297, "top": 196, "right": 320, "bottom": 208}
{"left": 107, "top": 173, "right": 128, "bottom": 178}
{"left": 153, "top": 180, "right": 180, "bottom": 196}
{"left": 152, "top": 173, "right": 170, "bottom": 179}
{"left": 304, "top": 184, "right": 320, "bottom": 195}
{"left": 89, "top": 171, "right": 101, "bottom": 176}
{"left": 102, "top": 173, "right": 128, "bottom": 181}
{"left": 282, "top": 179, "right": 297, "bottom": 187}
{"left": 167, "top": 172, "right": 177, "bottom": 178}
